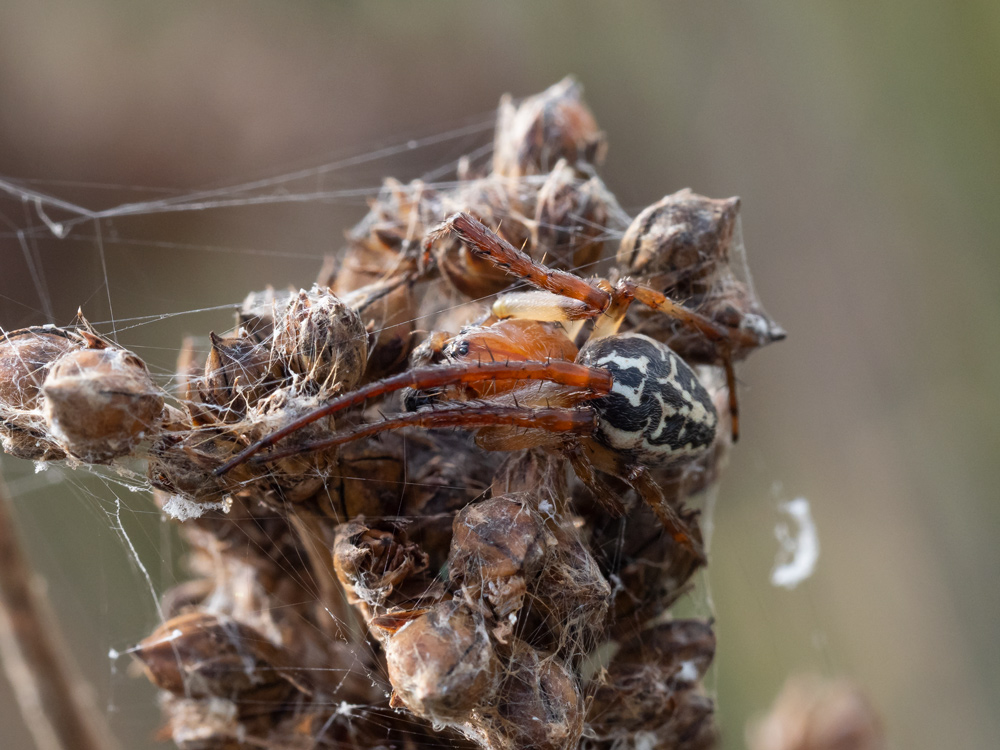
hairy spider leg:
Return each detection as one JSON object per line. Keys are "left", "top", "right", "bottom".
{"left": 437, "top": 212, "right": 612, "bottom": 313}
{"left": 214, "top": 360, "right": 613, "bottom": 475}
{"left": 248, "top": 404, "right": 598, "bottom": 465}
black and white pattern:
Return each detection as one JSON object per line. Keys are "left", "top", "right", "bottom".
{"left": 578, "top": 333, "right": 717, "bottom": 466}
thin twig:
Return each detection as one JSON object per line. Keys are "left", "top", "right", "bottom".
{"left": 0, "top": 467, "right": 122, "bottom": 750}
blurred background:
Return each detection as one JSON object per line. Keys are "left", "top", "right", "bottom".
{"left": 1, "top": 2, "right": 997, "bottom": 748}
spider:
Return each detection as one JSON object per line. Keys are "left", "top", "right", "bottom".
{"left": 216, "top": 213, "right": 758, "bottom": 562}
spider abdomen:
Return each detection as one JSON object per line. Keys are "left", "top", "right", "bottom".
{"left": 578, "top": 333, "right": 717, "bottom": 466}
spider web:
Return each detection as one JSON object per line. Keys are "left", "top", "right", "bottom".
{"left": 0, "top": 111, "right": 726, "bottom": 750}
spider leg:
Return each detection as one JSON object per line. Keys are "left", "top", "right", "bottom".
{"left": 249, "top": 404, "right": 597, "bottom": 465}
{"left": 564, "top": 442, "right": 627, "bottom": 516}
{"left": 436, "top": 212, "right": 612, "bottom": 314}
{"left": 625, "top": 464, "right": 707, "bottom": 566}
{"left": 214, "top": 359, "right": 613, "bottom": 475}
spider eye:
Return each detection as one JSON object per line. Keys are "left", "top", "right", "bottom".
{"left": 452, "top": 340, "right": 470, "bottom": 357}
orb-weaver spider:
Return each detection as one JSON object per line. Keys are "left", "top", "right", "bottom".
{"left": 217, "top": 213, "right": 766, "bottom": 562}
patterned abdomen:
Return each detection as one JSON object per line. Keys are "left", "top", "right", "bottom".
{"left": 578, "top": 333, "right": 717, "bottom": 466}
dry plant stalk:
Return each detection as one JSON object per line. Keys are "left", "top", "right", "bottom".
{"left": 0, "top": 78, "right": 784, "bottom": 750}
{"left": 0, "top": 472, "right": 122, "bottom": 750}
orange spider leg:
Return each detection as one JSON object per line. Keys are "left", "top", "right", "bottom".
{"left": 249, "top": 404, "right": 598, "bottom": 465}
{"left": 215, "top": 360, "right": 612, "bottom": 475}
{"left": 627, "top": 464, "right": 707, "bottom": 566}
{"left": 437, "top": 213, "right": 611, "bottom": 313}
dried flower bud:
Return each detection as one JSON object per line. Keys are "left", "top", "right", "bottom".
{"left": 474, "top": 641, "right": 583, "bottom": 750}
{"left": 237, "top": 287, "right": 296, "bottom": 345}
{"left": 533, "top": 524, "right": 610, "bottom": 654}
{"left": 429, "top": 180, "right": 532, "bottom": 299}
{"left": 617, "top": 189, "right": 740, "bottom": 289}
{"left": 340, "top": 281, "right": 417, "bottom": 383}
{"left": 244, "top": 389, "right": 338, "bottom": 503}
{"left": 493, "top": 77, "right": 606, "bottom": 178}
{"left": 0, "top": 326, "right": 81, "bottom": 460}
{"left": 587, "top": 620, "right": 716, "bottom": 745}
{"left": 158, "top": 695, "right": 244, "bottom": 750}
{"left": 330, "top": 439, "right": 406, "bottom": 519}
{"left": 273, "top": 287, "right": 368, "bottom": 395}
{"left": 134, "top": 612, "right": 308, "bottom": 701}
{"left": 42, "top": 343, "right": 163, "bottom": 463}
{"left": 345, "top": 178, "right": 442, "bottom": 261}
{"left": 533, "top": 160, "right": 618, "bottom": 271}
{"left": 148, "top": 427, "right": 250, "bottom": 504}
{"left": 385, "top": 600, "right": 498, "bottom": 721}
{"left": 449, "top": 496, "right": 551, "bottom": 638}
{"left": 199, "top": 331, "right": 280, "bottom": 418}
{"left": 333, "top": 520, "right": 429, "bottom": 607}
{"left": 748, "top": 676, "right": 885, "bottom": 750}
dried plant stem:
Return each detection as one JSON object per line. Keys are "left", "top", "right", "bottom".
{"left": 0, "top": 469, "right": 122, "bottom": 750}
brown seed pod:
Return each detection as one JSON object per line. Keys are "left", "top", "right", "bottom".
{"left": 42, "top": 343, "right": 164, "bottom": 463}
{"left": 134, "top": 612, "right": 311, "bottom": 702}
{"left": 198, "top": 331, "right": 281, "bottom": 419}
{"left": 533, "top": 159, "right": 619, "bottom": 272}
{"left": 384, "top": 600, "right": 499, "bottom": 722}
{"left": 329, "top": 437, "right": 406, "bottom": 520}
{"left": 532, "top": 522, "right": 611, "bottom": 655}
{"left": 616, "top": 189, "right": 741, "bottom": 296}
{"left": 242, "top": 389, "right": 340, "bottom": 504}
{"left": 333, "top": 519, "right": 430, "bottom": 608}
{"left": 0, "top": 326, "right": 81, "bottom": 460}
{"left": 493, "top": 76, "right": 606, "bottom": 179}
{"left": 236, "top": 286, "right": 296, "bottom": 346}
{"left": 272, "top": 287, "right": 368, "bottom": 396}
{"left": 472, "top": 640, "right": 583, "bottom": 750}
{"left": 157, "top": 695, "right": 245, "bottom": 750}
{"left": 148, "top": 426, "right": 250, "bottom": 505}
{"left": 340, "top": 280, "right": 417, "bottom": 383}
{"left": 586, "top": 620, "right": 716, "bottom": 745}
{"left": 448, "top": 496, "right": 552, "bottom": 640}
{"left": 345, "top": 178, "right": 442, "bottom": 262}
{"left": 428, "top": 179, "right": 533, "bottom": 299}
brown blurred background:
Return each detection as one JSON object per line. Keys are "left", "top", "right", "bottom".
{"left": 1, "top": 2, "right": 997, "bottom": 748}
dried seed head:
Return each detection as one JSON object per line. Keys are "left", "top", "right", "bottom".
{"left": 493, "top": 77, "right": 606, "bottom": 178}
{"left": 148, "top": 428, "right": 246, "bottom": 504}
{"left": 617, "top": 189, "right": 741, "bottom": 296}
{"left": 198, "top": 331, "right": 280, "bottom": 419}
{"left": 243, "top": 389, "right": 339, "bottom": 503}
{"left": 449, "top": 496, "right": 551, "bottom": 635}
{"left": 0, "top": 326, "right": 81, "bottom": 460}
{"left": 332, "top": 439, "right": 406, "bottom": 519}
{"left": 475, "top": 641, "right": 583, "bottom": 750}
{"left": 346, "top": 178, "right": 442, "bottom": 261}
{"left": 237, "top": 287, "right": 296, "bottom": 345}
{"left": 333, "top": 520, "right": 429, "bottom": 607}
{"left": 385, "top": 600, "right": 499, "bottom": 721}
{"left": 533, "top": 524, "right": 610, "bottom": 655}
{"left": 158, "top": 695, "right": 243, "bottom": 750}
{"left": 134, "top": 612, "right": 308, "bottom": 701}
{"left": 273, "top": 286, "right": 368, "bottom": 396}
{"left": 430, "top": 180, "right": 532, "bottom": 299}
{"left": 587, "top": 620, "right": 716, "bottom": 744}
{"left": 340, "top": 281, "right": 417, "bottom": 383}
{"left": 533, "top": 160, "right": 617, "bottom": 272}
{"left": 42, "top": 344, "right": 163, "bottom": 463}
